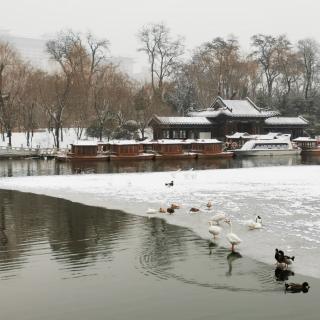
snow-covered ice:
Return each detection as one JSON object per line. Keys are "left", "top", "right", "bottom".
{"left": 0, "top": 165, "right": 319, "bottom": 278}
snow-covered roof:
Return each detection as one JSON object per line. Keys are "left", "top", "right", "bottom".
{"left": 152, "top": 116, "right": 212, "bottom": 125}
{"left": 226, "top": 132, "right": 281, "bottom": 140}
{"left": 152, "top": 139, "right": 222, "bottom": 144}
{"left": 256, "top": 132, "right": 283, "bottom": 140}
{"left": 226, "top": 132, "right": 251, "bottom": 139}
{"left": 154, "top": 139, "right": 192, "bottom": 145}
{"left": 189, "top": 97, "right": 279, "bottom": 118}
{"left": 190, "top": 139, "right": 222, "bottom": 144}
{"left": 293, "top": 137, "right": 317, "bottom": 142}
{"left": 72, "top": 140, "right": 98, "bottom": 146}
{"left": 110, "top": 140, "right": 141, "bottom": 145}
{"left": 265, "top": 116, "right": 309, "bottom": 126}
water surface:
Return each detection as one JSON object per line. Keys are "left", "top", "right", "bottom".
{"left": 0, "top": 190, "right": 318, "bottom": 320}
{"left": 0, "top": 153, "right": 319, "bottom": 177}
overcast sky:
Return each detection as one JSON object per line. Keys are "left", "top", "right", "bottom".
{"left": 1, "top": 0, "right": 320, "bottom": 71}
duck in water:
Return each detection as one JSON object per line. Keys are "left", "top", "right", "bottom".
{"left": 285, "top": 282, "right": 310, "bottom": 293}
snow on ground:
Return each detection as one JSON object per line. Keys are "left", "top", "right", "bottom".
{"left": 0, "top": 129, "right": 90, "bottom": 149}
{"left": 0, "top": 165, "right": 319, "bottom": 278}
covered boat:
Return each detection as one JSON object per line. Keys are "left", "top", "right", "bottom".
{"left": 234, "top": 135, "right": 301, "bottom": 156}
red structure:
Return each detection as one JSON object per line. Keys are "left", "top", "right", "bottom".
{"left": 109, "top": 140, "right": 154, "bottom": 161}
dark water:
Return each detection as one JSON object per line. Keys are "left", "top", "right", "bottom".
{"left": 0, "top": 154, "right": 319, "bottom": 177}
{"left": 0, "top": 190, "right": 318, "bottom": 320}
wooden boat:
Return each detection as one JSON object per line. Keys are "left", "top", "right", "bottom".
{"left": 190, "top": 139, "right": 234, "bottom": 159}
{"left": 108, "top": 140, "right": 155, "bottom": 160}
{"left": 55, "top": 141, "right": 108, "bottom": 161}
{"left": 293, "top": 137, "right": 320, "bottom": 155}
{"left": 152, "top": 139, "right": 196, "bottom": 159}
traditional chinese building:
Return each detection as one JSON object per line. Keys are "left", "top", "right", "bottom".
{"left": 149, "top": 96, "right": 309, "bottom": 140}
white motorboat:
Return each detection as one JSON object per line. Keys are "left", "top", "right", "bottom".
{"left": 233, "top": 135, "right": 301, "bottom": 156}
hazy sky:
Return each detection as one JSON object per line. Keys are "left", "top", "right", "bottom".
{"left": 1, "top": 0, "right": 320, "bottom": 71}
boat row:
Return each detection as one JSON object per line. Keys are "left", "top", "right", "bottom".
{"left": 55, "top": 139, "right": 233, "bottom": 161}
{"left": 54, "top": 133, "right": 320, "bottom": 161}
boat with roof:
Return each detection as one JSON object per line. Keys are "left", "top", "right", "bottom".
{"left": 292, "top": 137, "right": 320, "bottom": 155}
{"left": 233, "top": 134, "right": 301, "bottom": 156}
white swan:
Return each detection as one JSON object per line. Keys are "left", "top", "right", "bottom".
{"left": 247, "top": 216, "right": 262, "bottom": 230}
{"left": 210, "top": 212, "right": 226, "bottom": 225}
{"left": 225, "top": 219, "right": 242, "bottom": 252}
{"left": 208, "top": 221, "right": 222, "bottom": 239}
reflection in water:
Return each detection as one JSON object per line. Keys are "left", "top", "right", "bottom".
{"left": 0, "top": 153, "right": 318, "bottom": 177}
{"left": 0, "top": 209, "right": 8, "bottom": 245}
{"left": 226, "top": 252, "right": 242, "bottom": 276}
{"left": 0, "top": 190, "right": 135, "bottom": 279}
{"left": 0, "top": 190, "right": 319, "bottom": 319}
{"left": 208, "top": 241, "right": 218, "bottom": 255}
{"left": 274, "top": 267, "right": 295, "bottom": 282}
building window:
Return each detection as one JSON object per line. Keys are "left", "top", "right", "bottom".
{"left": 173, "top": 130, "right": 186, "bottom": 139}
{"left": 162, "top": 130, "right": 170, "bottom": 138}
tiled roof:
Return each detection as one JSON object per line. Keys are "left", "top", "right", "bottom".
{"left": 265, "top": 116, "right": 309, "bottom": 126}
{"left": 154, "top": 116, "right": 212, "bottom": 125}
{"left": 189, "top": 109, "right": 278, "bottom": 118}
{"left": 72, "top": 140, "right": 98, "bottom": 146}
{"left": 189, "top": 96, "right": 280, "bottom": 118}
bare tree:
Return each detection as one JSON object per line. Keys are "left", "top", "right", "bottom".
{"left": 0, "top": 42, "right": 28, "bottom": 146}
{"left": 45, "top": 30, "right": 84, "bottom": 148}
{"left": 138, "top": 22, "right": 184, "bottom": 99}
{"left": 68, "top": 32, "right": 109, "bottom": 139}
{"left": 251, "top": 34, "right": 290, "bottom": 101}
{"left": 134, "top": 85, "right": 155, "bottom": 139}
{"left": 297, "top": 38, "right": 320, "bottom": 99}
{"left": 19, "top": 69, "right": 44, "bottom": 146}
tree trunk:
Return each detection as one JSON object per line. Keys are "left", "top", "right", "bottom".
{"left": 7, "top": 130, "right": 12, "bottom": 147}
{"left": 55, "top": 126, "right": 60, "bottom": 149}
{"left": 26, "top": 131, "right": 30, "bottom": 147}
{"left": 99, "top": 125, "right": 103, "bottom": 141}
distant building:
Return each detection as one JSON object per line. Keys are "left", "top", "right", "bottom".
{"left": 149, "top": 96, "right": 309, "bottom": 140}
{"left": 0, "top": 31, "right": 51, "bottom": 70}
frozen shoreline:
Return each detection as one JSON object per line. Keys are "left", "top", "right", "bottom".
{"left": 0, "top": 165, "right": 319, "bottom": 278}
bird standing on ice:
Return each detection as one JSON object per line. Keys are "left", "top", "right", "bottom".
{"left": 165, "top": 181, "right": 174, "bottom": 187}
{"left": 208, "top": 221, "right": 222, "bottom": 239}
{"left": 247, "top": 216, "right": 262, "bottom": 230}
{"left": 225, "top": 219, "right": 242, "bottom": 252}
{"left": 210, "top": 212, "right": 226, "bottom": 225}
{"left": 206, "top": 200, "right": 213, "bottom": 210}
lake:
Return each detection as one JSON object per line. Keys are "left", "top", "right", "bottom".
{"left": 0, "top": 153, "right": 319, "bottom": 177}
{"left": 0, "top": 156, "right": 319, "bottom": 319}
{"left": 0, "top": 189, "right": 319, "bottom": 320}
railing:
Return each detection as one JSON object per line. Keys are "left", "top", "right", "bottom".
{"left": 0, "top": 146, "right": 69, "bottom": 158}
{"left": 0, "top": 146, "right": 39, "bottom": 156}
